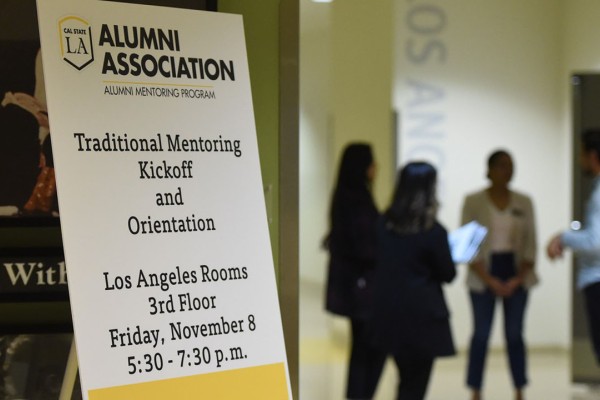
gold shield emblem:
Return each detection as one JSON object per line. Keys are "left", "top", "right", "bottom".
{"left": 59, "top": 16, "right": 94, "bottom": 71}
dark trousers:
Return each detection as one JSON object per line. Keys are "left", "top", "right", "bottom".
{"left": 467, "top": 288, "right": 529, "bottom": 390}
{"left": 584, "top": 282, "right": 600, "bottom": 364}
{"left": 346, "top": 319, "right": 386, "bottom": 399}
{"left": 392, "top": 355, "right": 433, "bottom": 400}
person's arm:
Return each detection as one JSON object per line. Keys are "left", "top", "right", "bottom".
{"left": 462, "top": 194, "right": 508, "bottom": 296}
{"left": 561, "top": 187, "right": 600, "bottom": 252}
{"left": 347, "top": 204, "right": 378, "bottom": 266}
{"left": 429, "top": 225, "right": 456, "bottom": 283}
{"left": 470, "top": 260, "right": 509, "bottom": 296}
{"left": 507, "top": 196, "right": 537, "bottom": 294}
{"left": 462, "top": 194, "right": 485, "bottom": 265}
{"left": 505, "top": 260, "right": 533, "bottom": 296}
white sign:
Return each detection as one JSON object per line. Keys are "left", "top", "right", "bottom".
{"left": 36, "top": 0, "right": 291, "bottom": 398}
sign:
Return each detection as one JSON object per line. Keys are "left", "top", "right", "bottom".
{"left": 0, "top": 248, "right": 67, "bottom": 301}
{"left": 36, "top": 0, "right": 291, "bottom": 398}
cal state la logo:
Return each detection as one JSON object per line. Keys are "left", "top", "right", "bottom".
{"left": 59, "top": 16, "right": 94, "bottom": 70}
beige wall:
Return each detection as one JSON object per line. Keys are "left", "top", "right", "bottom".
{"left": 300, "top": 0, "right": 600, "bottom": 349}
{"left": 300, "top": 0, "right": 332, "bottom": 285}
{"left": 331, "top": 0, "right": 394, "bottom": 210}
{"left": 300, "top": 0, "right": 394, "bottom": 284}
{"left": 394, "top": 0, "right": 569, "bottom": 348}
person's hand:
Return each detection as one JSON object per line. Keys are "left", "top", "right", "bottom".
{"left": 487, "top": 277, "right": 509, "bottom": 297}
{"left": 546, "top": 235, "right": 563, "bottom": 259}
{"left": 504, "top": 277, "right": 523, "bottom": 297}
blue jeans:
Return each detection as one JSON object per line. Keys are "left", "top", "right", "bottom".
{"left": 467, "top": 280, "right": 529, "bottom": 389}
{"left": 584, "top": 282, "right": 600, "bottom": 364}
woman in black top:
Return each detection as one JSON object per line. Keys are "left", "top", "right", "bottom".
{"left": 371, "top": 162, "right": 456, "bottom": 400}
{"left": 324, "top": 143, "right": 385, "bottom": 400}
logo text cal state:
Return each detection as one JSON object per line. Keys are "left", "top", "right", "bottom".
{"left": 59, "top": 16, "right": 94, "bottom": 71}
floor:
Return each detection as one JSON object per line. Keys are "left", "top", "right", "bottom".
{"left": 299, "top": 281, "right": 600, "bottom": 400}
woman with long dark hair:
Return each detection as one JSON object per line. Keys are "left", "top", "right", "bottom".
{"left": 324, "top": 142, "right": 385, "bottom": 400}
{"left": 370, "top": 161, "right": 456, "bottom": 400}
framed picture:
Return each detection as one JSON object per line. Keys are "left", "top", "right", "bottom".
{"left": 0, "top": 246, "right": 72, "bottom": 335}
{"left": 0, "top": 2, "right": 216, "bottom": 398}
{"left": 0, "top": 247, "right": 68, "bottom": 303}
{"left": 0, "top": 1, "right": 58, "bottom": 228}
{"left": 1, "top": 6, "right": 77, "bottom": 398}
{"left": 0, "top": 0, "right": 218, "bottom": 228}
{"left": 0, "top": 333, "right": 81, "bottom": 400}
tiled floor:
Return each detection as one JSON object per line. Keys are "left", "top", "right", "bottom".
{"left": 300, "top": 280, "right": 600, "bottom": 400}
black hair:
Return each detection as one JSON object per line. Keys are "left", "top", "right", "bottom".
{"left": 487, "top": 149, "right": 512, "bottom": 170}
{"left": 583, "top": 129, "right": 600, "bottom": 160}
{"left": 333, "top": 143, "right": 373, "bottom": 192}
{"left": 384, "top": 161, "right": 437, "bottom": 234}
{"left": 327, "top": 142, "right": 375, "bottom": 229}
{"left": 324, "top": 143, "right": 375, "bottom": 249}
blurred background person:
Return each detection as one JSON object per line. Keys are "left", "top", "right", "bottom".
{"left": 370, "top": 161, "right": 456, "bottom": 400}
{"left": 323, "top": 143, "right": 385, "bottom": 399}
{"left": 461, "top": 150, "right": 537, "bottom": 400}
{"left": 548, "top": 129, "right": 600, "bottom": 367}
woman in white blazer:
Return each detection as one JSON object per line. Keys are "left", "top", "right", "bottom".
{"left": 461, "top": 150, "right": 537, "bottom": 400}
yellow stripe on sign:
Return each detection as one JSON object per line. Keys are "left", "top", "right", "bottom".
{"left": 88, "top": 363, "right": 289, "bottom": 400}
